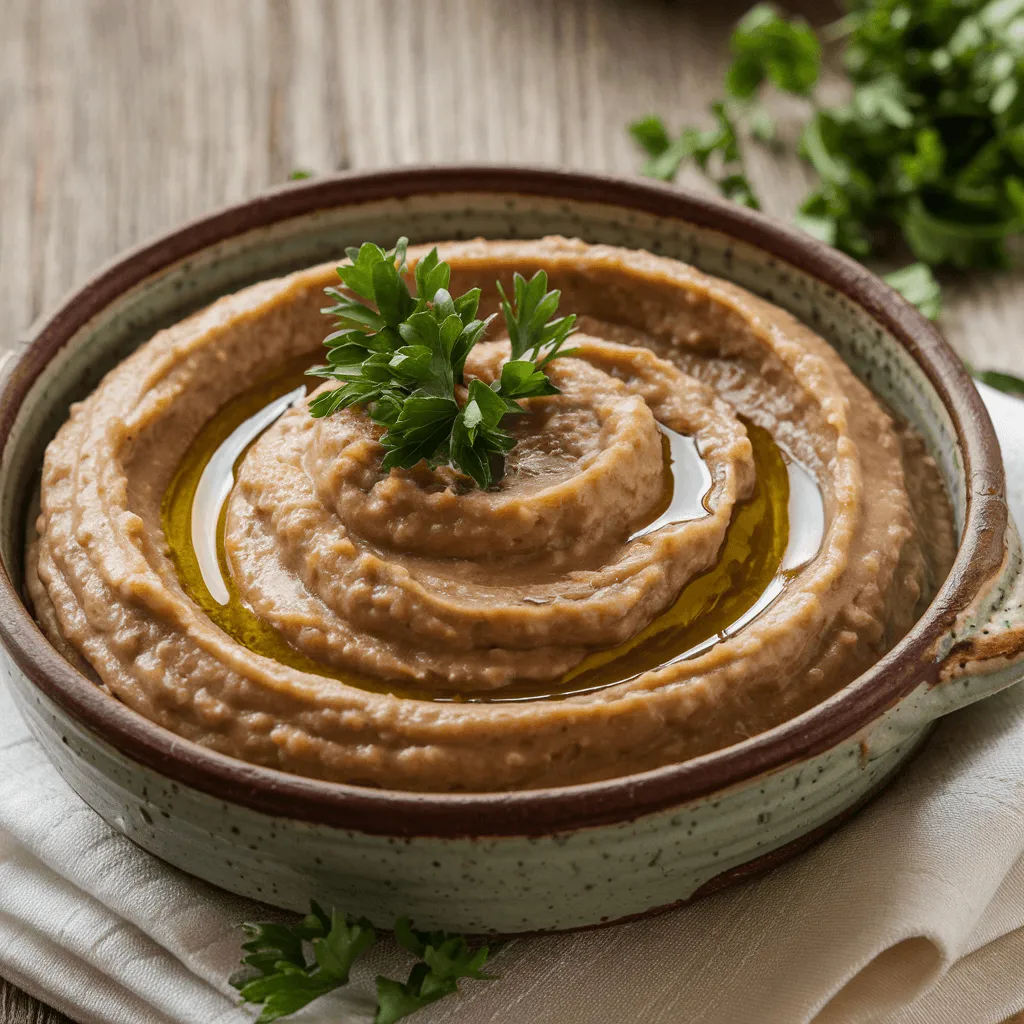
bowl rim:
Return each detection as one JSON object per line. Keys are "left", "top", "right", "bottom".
{"left": 0, "top": 164, "right": 1007, "bottom": 838}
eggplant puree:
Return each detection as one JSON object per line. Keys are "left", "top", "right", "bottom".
{"left": 27, "top": 238, "right": 956, "bottom": 791}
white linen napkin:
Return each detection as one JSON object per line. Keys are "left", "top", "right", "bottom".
{"left": 2, "top": 382, "right": 1023, "bottom": 1024}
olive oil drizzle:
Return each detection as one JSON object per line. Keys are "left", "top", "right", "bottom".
{"left": 162, "top": 368, "right": 814, "bottom": 703}
{"left": 629, "top": 428, "right": 713, "bottom": 541}
{"left": 497, "top": 421, "right": 793, "bottom": 700}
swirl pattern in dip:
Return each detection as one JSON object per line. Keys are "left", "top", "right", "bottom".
{"left": 27, "top": 238, "right": 956, "bottom": 791}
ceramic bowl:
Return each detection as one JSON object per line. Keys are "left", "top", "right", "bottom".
{"left": 3, "top": 167, "right": 1024, "bottom": 934}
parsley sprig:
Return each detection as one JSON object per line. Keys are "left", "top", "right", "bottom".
{"left": 497, "top": 268, "right": 579, "bottom": 366}
{"left": 308, "top": 241, "right": 575, "bottom": 488}
{"left": 376, "top": 918, "right": 496, "bottom": 1024}
{"left": 233, "top": 902, "right": 375, "bottom": 1024}
{"left": 630, "top": 103, "right": 763, "bottom": 211}
{"left": 233, "top": 902, "right": 494, "bottom": 1024}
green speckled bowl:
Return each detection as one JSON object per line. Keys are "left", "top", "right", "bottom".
{"left": 2, "top": 167, "right": 1024, "bottom": 933}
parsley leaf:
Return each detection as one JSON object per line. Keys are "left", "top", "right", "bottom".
{"left": 449, "top": 379, "right": 517, "bottom": 489}
{"left": 725, "top": 3, "right": 821, "bottom": 99}
{"left": 628, "top": 113, "right": 672, "bottom": 157}
{"left": 628, "top": 114, "right": 694, "bottom": 181}
{"left": 972, "top": 367, "right": 1024, "bottom": 396}
{"left": 630, "top": 102, "right": 762, "bottom": 208}
{"left": 375, "top": 918, "right": 495, "bottom": 1024}
{"left": 375, "top": 965, "right": 456, "bottom": 1024}
{"left": 629, "top": 5, "right": 813, "bottom": 211}
{"left": 309, "top": 242, "right": 575, "bottom": 488}
{"left": 883, "top": 263, "right": 943, "bottom": 320}
{"left": 498, "top": 358, "right": 561, "bottom": 403}
{"left": 233, "top": 902, "right": 375, "bottom": 1024}
{"left": 378, "top": 395, "right": 460, "bottom": 473}
{"left": 496, "top": 269, "right": 579, "bottom": 366}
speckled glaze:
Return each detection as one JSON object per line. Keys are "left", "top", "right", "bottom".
{"left": 2, "top": 168, "right": 1024, "bottom": 934}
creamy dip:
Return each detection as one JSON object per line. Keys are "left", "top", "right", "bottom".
{"left": 27, "top": 238, "right": 956, "bottom": 791}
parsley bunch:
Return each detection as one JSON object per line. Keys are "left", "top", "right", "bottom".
{"left": 630, "top": 0, "right": 1024, "bottom": 324}
{"left": 308, "top": 240, "right": 576, "bottom": 488}
{"left": 233, "top": 901, "right": 494, "bottom": 1024}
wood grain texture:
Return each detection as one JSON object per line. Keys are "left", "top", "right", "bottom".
{"left": 0, "top": 983, "right": 70, "bottom": 1024}
{"left": 1, "top": 0, "right": 1022, "bottom": 1021}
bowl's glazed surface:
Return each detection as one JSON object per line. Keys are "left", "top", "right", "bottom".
{"left": 2, "top": 168, "right": 1024, "bottom": 932}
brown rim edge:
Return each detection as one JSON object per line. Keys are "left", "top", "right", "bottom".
{"left": 0, "top": 165, "right": 1007, "bottom": 838}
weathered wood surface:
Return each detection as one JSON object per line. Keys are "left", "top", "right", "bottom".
{"left": 1, "top": 1, "right": 1022, "bottom": 1021}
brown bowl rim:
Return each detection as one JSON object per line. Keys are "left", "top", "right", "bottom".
{"left": 0, "top": 165, "right": 1007, "bottom": 838}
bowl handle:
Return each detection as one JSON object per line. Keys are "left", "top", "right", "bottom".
{"left": 926, "top": 516, "right": 1024, "bottom": 718}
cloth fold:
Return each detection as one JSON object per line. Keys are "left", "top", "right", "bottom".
{"left": 1, "top": 382, "right": 1023, "bottom": 1024}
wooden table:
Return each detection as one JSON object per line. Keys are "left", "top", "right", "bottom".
{"left": 1, "top": 1, "right": 1022, "bottom": 1021}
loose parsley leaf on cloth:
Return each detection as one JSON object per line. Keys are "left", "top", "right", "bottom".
{"left": 233, "top": 902, "right": 375, "bottom": 1023}
{"left": 375, "top": 918, "right": 495, "bottom": 1024}
{"left": 308, "top": 242, "right": 576, "bottom": 487}
{"left": 235, "top": 904, "right": 494, "bottom": 1024}
{"left": 973, "top": 367, "right": 1024, "bottom": 396}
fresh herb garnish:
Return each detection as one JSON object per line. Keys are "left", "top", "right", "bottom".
{"left": 972, "top": 367, "right": 1024, "bottom": 396}
{"left": 629, "top": 3, "right": 820, "bottom": 204}
{"left": 629, "top": 103, "right": 761, "bottom": 209}
{"left": 234, "top": 903, "right": 494, "bottom": 1024}
{"left": 308, "top": 241, "right": 575, "bottom": 488}
{"left": 629, "top": 0, "right": 1024, "bottom": 387}
{"left": 631, "top": 0, "right": 1024, "bottom": 271}
{"left": 725, "top": 2, "right": 821, "bottom": 101}
{"left": 375, "top": 917, "right": 495, "bottom": 1024}
{"left": 882, "top": 262, "right": 943, "bottom": 320}
{"left": 288, "top": 169, "right": 314, "bottom": 180}
{"left": 496, "top": 269, "right": 579, "bottom": 366}
{"left": 233, "top": 902, "right": 375, "bottom": 1023}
